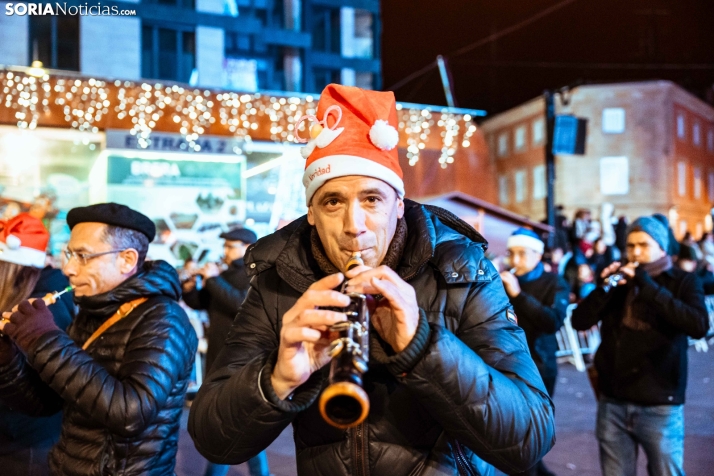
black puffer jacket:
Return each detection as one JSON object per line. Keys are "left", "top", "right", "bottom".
{"left": 189, "top": 200, "right": 555, "bottom": 476}
{"left": 0, "top": 260, "right": 198, "bottom": 476}
{"left": 183, "top": 258, "right": 250, "bottom": 372}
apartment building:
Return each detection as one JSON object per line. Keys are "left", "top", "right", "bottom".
{"left": 481, "top": 81, "right": 714, "bottom": 239}
{"left": 0, "top": 0, "right": 381, "bottom": 93}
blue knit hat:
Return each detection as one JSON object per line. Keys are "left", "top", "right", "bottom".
{"left": 627, "top": 216, "right": 669, "bottom": 251}
{"left": 507, "top": 228, "right": 544, "bottom": 254}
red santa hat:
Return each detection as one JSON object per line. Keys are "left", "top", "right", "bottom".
{"left": 296, "top": 84, "right": 404, "bottom": 205}
{"left": 0, "top": 213, "right": 49, "bottom": 268}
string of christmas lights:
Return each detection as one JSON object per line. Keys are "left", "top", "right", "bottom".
{"left": 0, "top": 68, "right": 478, "bottom": 165}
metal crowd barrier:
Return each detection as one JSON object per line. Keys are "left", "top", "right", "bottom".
{"left": 556, "top": 296, "right": 714, "bottom": 371}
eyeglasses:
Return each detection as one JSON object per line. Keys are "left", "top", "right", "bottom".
{"left": 63, "top": 248, "right": 127, "bottom": 266}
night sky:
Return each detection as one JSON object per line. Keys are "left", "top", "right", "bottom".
{"left": 381, "top": 0, "right": 714, "bottom": 115}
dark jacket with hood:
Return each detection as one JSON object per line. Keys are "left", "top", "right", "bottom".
{"left": 0, "top": 267, "right": 74, "bottom": 456}
{"left": 188, "top": 200, "right": 555, "bottom": 476}
{"left": 572, "top": 265, "right": 708, "bottom": 405}
{"left": 183, "top": 258, "right": 250, "bottom": 372}
{"left": 0, "top": 260, "right": 198, "bottom": 476}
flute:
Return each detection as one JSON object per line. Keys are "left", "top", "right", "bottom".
{"left": 42, "top": 285, "right": 74, "bottom": 305}
{"left": 318, "top": 252, "right": 371, "bottom": 429}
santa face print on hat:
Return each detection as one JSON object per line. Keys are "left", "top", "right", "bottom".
{"left": 297, "top": 84, "right": 405, "bottom": 206}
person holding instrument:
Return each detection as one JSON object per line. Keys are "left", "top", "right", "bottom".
{"left": 572, "top": 216, "right": 709, "bottom": 476}
{"left": 189, "top": 84, "right": 555, "bottom": 476}
{"left": 0, "top": 213, "right": 75, "bottom": 475}
{"left": 0, "top": 203, "right": 197, "bottom": 476}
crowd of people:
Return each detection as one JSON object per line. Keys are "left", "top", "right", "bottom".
{"left": 0, "top": 83, "right": 710, "bottom": 476}
{"left": 527, "top": 206, "right": 714, "bottom": 303}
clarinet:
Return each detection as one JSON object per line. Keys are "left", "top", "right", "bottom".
{"left": 318, "top": 252, "right": 371, "bottom": 429}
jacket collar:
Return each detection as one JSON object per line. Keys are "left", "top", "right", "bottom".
{"left": 74, "top": 260, "right": 181, "bottom": 317}
{"left": 245, "top": 199, "right": 490, "bottom": 293}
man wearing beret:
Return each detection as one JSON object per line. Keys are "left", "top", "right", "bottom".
{"left": 572, "top": 215, "right": 709, "bottom": 476}
{"left": 189, "top": 84, "right": 555, "bottom": 475}
{"left": 183, "top": 227, "right": 271, "bottom": 476}
{"left": 0, "top": 203, "right": 198, "bottom": 476}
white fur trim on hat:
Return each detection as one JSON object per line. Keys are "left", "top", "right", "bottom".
{"left": 369, "top": 120, "right": 399, "bottom": 151}
{"left": 0, "top": 243, "right": 46, "bottom": 268}
{"left": 303, "top": 155, "right": 405, "bottom": 205}
{"left": 507, "top": 234, "right": 544, "bottom": 254}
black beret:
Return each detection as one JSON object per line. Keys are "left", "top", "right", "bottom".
{"left": 219, "top": 227, "right": 257, "bottom": 244}
{"left": 67, "top": 203, "right": 156, "bottom": 241}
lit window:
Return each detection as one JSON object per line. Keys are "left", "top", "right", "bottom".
{"left": 693, "top": 122, "right": 702, "bottom": 147}
{"left": 532, "top": 119, "right": 544, "bottom": 145}
{"left": 678, "top": 161, "right": 687, "bottom": 197}
{"left": 533, "top": 165, "right": 546, "bottom": 199}
{"left": 677, "top": 114, "right": 686, "bottom": 140}
{"left": 498, "top": 175, "right": 509, "bottom": 205}
{"left": 498, "top": 133, "right": 509, "bottom": 157}
{"left": 514, "top": 126, "right": 526, "bottom": 151}
{"left": 515, "top": 170, "right": 526, "bottom": 203}
{"left": 602, "top": 108, "right": 625, "bottom": 134}
{"left": 694, "top": 166, "right": 702, "bottom": 199}
{"left": 600, "top": 156, "right": 629, "bottom": 195}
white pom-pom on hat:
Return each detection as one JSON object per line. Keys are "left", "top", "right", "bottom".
{"left": 369, "top": 119, "right": 399, "bottom": 151}
{"left": 5, "top": 234, "right": 21, "bottom": 250}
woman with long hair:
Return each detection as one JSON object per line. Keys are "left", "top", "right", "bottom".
{"left": 0, "top": 213, "right": 74, "bottom": 475}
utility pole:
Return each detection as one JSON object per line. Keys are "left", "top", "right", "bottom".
{"left": 544, "top": 90, "right": 556, "bottom": 248}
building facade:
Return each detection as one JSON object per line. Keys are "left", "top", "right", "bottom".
{"left": 0, "top": 0, "right": 381, "bottom": 93}
{"left": 481, "top": 81, "right": 714, "bottom": 240}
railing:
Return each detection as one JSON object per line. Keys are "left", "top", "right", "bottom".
{"left": 557, "top": 296, "right": 714, "bottom": 371}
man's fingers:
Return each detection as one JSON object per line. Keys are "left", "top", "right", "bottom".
{"left": 294, "top": 309, "right": 347, "bottom": 328}
{"left": 345, "top": 266, "right": 399, "bottom": 288}
{"left": 308, "top": 273, "right": 345, "bottom": 291}
{"left": 371, "top": 277, "right": 407, "bottom": 309}
{"left": 283, "top": 327, "right": 323, "bottom": 344}
{"left": 344, "top": 265, "right": 372, "bottom": 279}
{"left": 300, "top": 289, "right": 351, "bottom": 308}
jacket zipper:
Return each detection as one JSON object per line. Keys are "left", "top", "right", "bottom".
{"left": 453, "top": 440, "right": 474, "bottom": 476}
{"left": 352, "top": 422, "right": 369, "bottom": 476}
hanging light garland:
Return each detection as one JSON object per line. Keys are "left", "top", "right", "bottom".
{"left": 0, "top": 68, "right": 482, "bottom": 165}
{"left": 437, "top": 112, "right": 461, "bottom": 168}
{"left": 398, "top": 105, "right": 433, "bottom": 166}
{"left": 0, "top": 71, "right": 52, "bottom": 130}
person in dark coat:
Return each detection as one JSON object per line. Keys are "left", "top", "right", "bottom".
{"left": 572, "top": 216, "right": 709, "bottom": 476}
{"left": 677, "top": 243, "right": 714, "bottom": 294}
{"left": 184, "top": 227, "right": 257, "bottom": 373}
{"left": 0, "top": 203, "right": 197, "bottom": 476}
{"left": 500, "top": 228, "right": 569, "bottom": 476}
{"left": 0, "top": 214, "right": 75, "bottom": 475}
{"left": 188, "top": 84, "right": 555, "bottom": 476}
{"left": 183, "top": 227, "right": 271, "bottom": 476}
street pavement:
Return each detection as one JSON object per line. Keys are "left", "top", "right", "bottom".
{"left": 176, "top": 346, "right": 714, "bottom": 476}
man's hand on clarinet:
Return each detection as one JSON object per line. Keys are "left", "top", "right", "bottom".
{"left": 345, "top": 265, "right": 419, "bottom": 353}
{"left": 271, "top": 273, "right": 350, "bottom": 400}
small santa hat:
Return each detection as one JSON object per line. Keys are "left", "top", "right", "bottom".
{"left": 299, "top": 84, "right": 404, "bottom": 205}
{"left": 507, "top": 228, "right": 544, "bottom": 254}
{"left": 0, "top": 213, "right": 49, "bottom": 268}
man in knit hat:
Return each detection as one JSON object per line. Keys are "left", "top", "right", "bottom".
{"left": 500, "top": 228, "right": 569, "bottom": 476}
{"left": 189, "top": 84, "right": 555, "bottom": 476}
{"left": 572, "top": 215, "right": 709, "bottom": 476}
